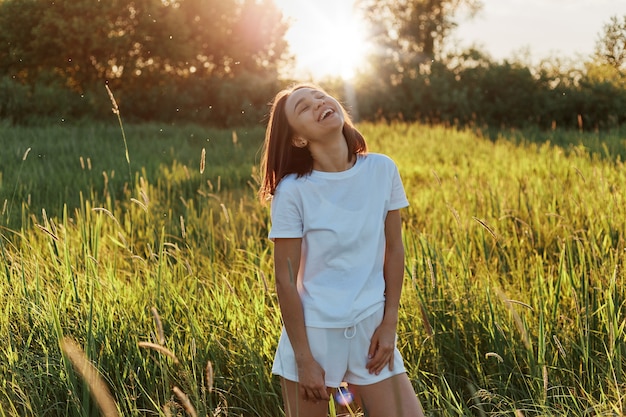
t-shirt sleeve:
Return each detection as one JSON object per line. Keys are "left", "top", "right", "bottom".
{"left": 388, "top": 160, "right": 409, "bottom": 211}
{"left": 268, "top": 180, "right": 304, "bottom": 240}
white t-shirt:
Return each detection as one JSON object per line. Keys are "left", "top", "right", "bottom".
{"left": 269, "top": 153, "right": 409, "bottom": 328}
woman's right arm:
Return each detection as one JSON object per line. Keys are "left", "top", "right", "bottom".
{"left": 274, "top": 238, "right": 329, "bottom": 402}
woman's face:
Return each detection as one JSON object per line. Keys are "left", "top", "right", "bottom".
{"left": 284, "top": 87, "right": 344, "bottom": 143}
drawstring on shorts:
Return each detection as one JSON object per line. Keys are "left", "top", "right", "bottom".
{"left": 344, "top": 325, "right": 356, "bottom": 339}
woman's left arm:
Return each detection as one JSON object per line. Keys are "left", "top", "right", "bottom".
{"left": 366, "top": 209, "right": 405, "bottom": 375}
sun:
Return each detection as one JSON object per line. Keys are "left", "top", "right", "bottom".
{"left": 274, "top": 0, "right": 372, "bottom": 80}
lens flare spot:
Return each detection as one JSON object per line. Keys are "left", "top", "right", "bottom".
{"left": 334, "top": 386, "right": 353, "bottom": 406}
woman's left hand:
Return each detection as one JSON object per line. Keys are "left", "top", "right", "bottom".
{"left": 366, "top": 321, "right": 396, "bottom": 375}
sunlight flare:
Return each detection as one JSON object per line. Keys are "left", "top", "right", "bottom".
{"left": 274, "top": 0, "right": 371, "bottom": 80}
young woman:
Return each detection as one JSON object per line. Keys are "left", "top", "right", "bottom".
{"left": 259, "top": 83, "right": 426, "bottom": 417}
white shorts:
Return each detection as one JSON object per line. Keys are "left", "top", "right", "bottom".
{"left": 271, "top": 306, "right": 407, "bottom": 388}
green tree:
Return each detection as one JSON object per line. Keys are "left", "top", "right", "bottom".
{"left": 0, "top": 0, "right": 289, "bottom": 89}
{"left": 358, "top": 0, "right": 482, "bottom": 77}
{"left": 352, "top": 0, "right": 484, "bottom": 125}
{"left": 594, "top": 15, "right": 626, "bottom": 71}
{"left": 0, "top": 0, "right": 289, "bottom": 123}
{"left": 585, "top": 14, "right": 626, "bottom": 97}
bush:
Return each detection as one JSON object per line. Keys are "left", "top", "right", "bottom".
{"left": 0, "top": 74, "right": 90, "bottom": 124}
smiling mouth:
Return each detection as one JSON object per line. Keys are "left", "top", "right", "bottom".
{"left": 318, "top": 109, "right": 334, "bottom": 121}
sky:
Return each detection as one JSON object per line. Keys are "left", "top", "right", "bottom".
{"left": 454, "top": 0, "right": 626, "bottom": 63}
{"left": 274, "top": 0, "right": 626, "bottom": 79}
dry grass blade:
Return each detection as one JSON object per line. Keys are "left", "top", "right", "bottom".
{"left": 205, "top": 361, "right": 214, "bottom": 393}
{"left": 447, "top": 204, "right": 462, "bottom": 228}
{"left": 505, "top": 299, "right": 534, "bottom": 311}
{"left": 485, "top": 352, "right": 504, "bottom": 363}
{"left": 60, "top": 338, "right": 120, "bottom": 417}
{"left": 220, "top": 203, "right": 230, "bottom": 223}
{"left": 472, "top": 217, "right": 498, "bottom": 240}
{"left": 573, "top": 166, "right": 586, "bottom": 182}
{"left": 426, "top": 257, "right": 436, "bottom": 289}
{"left": 180, "top": 215, "right": 186, "bottom": 239}
{"left": 92, "top": 207, "right": 122, "bottom": 228}
{"left": 543, "top": 365, "right": 548, "bottom": 399}
{"left": 259, "top": 270, "right": 270, "bottom": 293}
{"left": 104, "top": 83, "right": 131, "bottom": 179}
{"left": 200, "top": 148, "right": 206, "bottom": 174}
{"left": 495, "top": 287, "right": 532, "bottom": 350}
{"left": 150, "top": 307, "right": 165, "bottom": 345}
{"left": 130, "top": 198, "right": 148, "bottom": 212}
{"left": 553, "top": 334, "right": 567, "bottom": 358}
{"left": 105, "top": 84, "right": 119, "bottom": 115}
{"left": 137, "top": 342, "right": 180, "bottom": 364}
{"left": 419, "top": 302, "right": 433, "bottom": 337}
{"left": 35, "top": 224, "right": 59, "bottom": 241}
{"left": 140, "top": 188, "right": 149, "bottom": 205}
{"left": 173, "top": 386, "right": 197, "bottom": 417}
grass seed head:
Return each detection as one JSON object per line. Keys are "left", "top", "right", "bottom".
{"left": 138, "top": 342, "right": 179, "bottom": 364}
{"left": 485, "top": 352, "right": 504, "bottom": 363}
{"left": 200, "top": 148, "right": 206, "bottom": 174}
{"left": 206, "top": 361, "right": 214, "bottom": 393}
{"left": 60, "top": 338, "right": 120, "bottom": 417}
{"left": 172, "top": 386, "right": 197, "bottom": 417}
{"left": 105, "top": 84, "right": 120, "bottom": 115}
{"left": 150, "top": 307, "right": 165, "bottom": 345}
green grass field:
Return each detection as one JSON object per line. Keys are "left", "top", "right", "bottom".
{"left": 0, "top": 120, "right": 625, "bottom": 416}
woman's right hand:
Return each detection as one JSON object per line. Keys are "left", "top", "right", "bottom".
{"left": 296, "top": 357, "right": 330, "bottom": 402}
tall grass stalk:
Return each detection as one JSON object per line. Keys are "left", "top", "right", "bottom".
{"left": 105, "top": 85, "right": 131, "bottom": 184}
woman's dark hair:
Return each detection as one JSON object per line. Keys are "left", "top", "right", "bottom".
{"left": 258, "top": 83, "right": 367, "bottom": 202}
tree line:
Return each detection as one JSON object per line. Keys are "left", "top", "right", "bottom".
{"left": 0, "top": 0, "right": 624, "bottom": 130}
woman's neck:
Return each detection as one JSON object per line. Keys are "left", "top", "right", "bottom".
{"left": 309, "top": 134, "right": 354, "bottom": 172}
